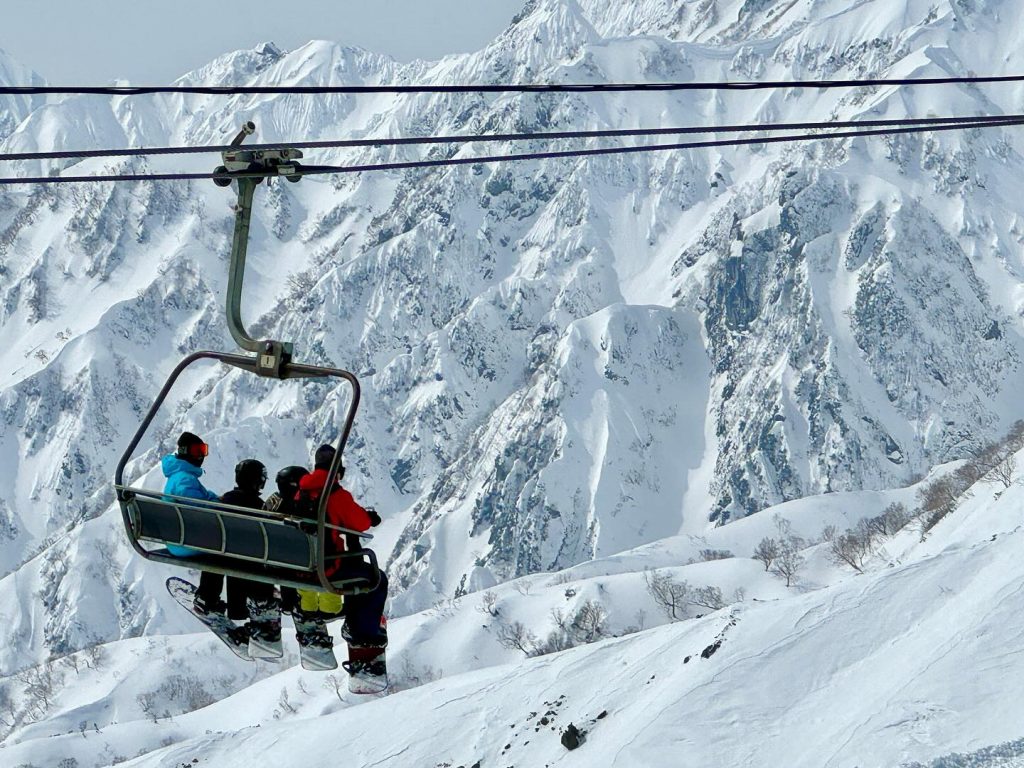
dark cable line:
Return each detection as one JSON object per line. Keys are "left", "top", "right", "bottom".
{"left": 0, "top": 117, "right": 1020, "bottom": 186}
{"left": 3, "top": 74, "right": 1024, "bottom": 96}
{"left": 0, "top": 113, "right": 1018, "bottom": 163}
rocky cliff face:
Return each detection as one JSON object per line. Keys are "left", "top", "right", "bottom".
{"left": 2, "top": 0, "right": 1024, "bottom": 667}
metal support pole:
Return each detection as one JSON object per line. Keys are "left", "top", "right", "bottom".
{"left": 225, "top": 177, "right": 261, "bottom": 354}
{"left": 216, "top": 122, "right": 303, "bottom": 376}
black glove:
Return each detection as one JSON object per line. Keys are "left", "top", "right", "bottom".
{"left": 295, "top": 520, "right": 318, "bottom": 535}
{"left": 366, "top": 507, "right": 382, "bottom": 527}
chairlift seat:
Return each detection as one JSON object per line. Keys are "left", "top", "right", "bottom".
{"left": 120, "top": 486, "right": 379, "bottom": 593}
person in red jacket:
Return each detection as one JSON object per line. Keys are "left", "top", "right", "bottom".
{"left": 297, "top": 445, "right": 388, "bottom": 646}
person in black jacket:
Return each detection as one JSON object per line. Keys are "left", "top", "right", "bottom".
{"left": 262, "top": 465, "right": 309, "bottom": 615}
{"left": 216, "top": 459, "right": 282, "bottom": 653}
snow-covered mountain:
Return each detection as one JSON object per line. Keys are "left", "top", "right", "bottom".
{"left": 3, "top": 0, "right": 1024, "bottom": 764}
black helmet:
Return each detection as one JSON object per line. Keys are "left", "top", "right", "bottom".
{"left": 235, "top": 458, "right": 267, "bottom": 491}
{"left": 275, "top": 465, "right": 309, "bottom": 495}
{"left": 313, "top": 444, "right": 338, "bottom": 470}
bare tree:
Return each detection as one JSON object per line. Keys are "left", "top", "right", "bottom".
{"left": 154, "top": 674, "right": 213, "bottom": 713}
{"left": 771, "top": 536, "right": 804, "bottom": 587}
{"left": 689, "top": 585, "right": 726, "bottom": 612}
{"left": 954, "top": 458, "right": 987, "bottom": 488}
{"left": 633, "top": 609, "right": 647, "bottom": 632}
{"left": 774, "top": 515, "right": 796, "bottom": 540}
{"left": 752, "top": 537, "right": 781, "bottom": 571}
{"left": 496, "top": 620, "right": 537, "bottom": 656}
{"left": 1006, "top": 420, "right": 1024, "bottom": 452}
{"left": 871, "top": 502, "right": 910, "bottom": 536}
{"left": 569, "top": 600, "right": 608, "bottom": 644}
{"left": 136, "top": 692, "right": 159, "bottom": 723}
{"left": 285, "top": 270, "right": 316, "bottom": 298}
{"left": 277, "top": 688, "right": 296, "bottom": 715}
{"left": 0, "top": 683, "right": 14, "bottom": 727}
{"left": 322, "top": 674, "right": 345, "bottom": 702}
{"left": 918, "top": 475, "right": 970, "bottom": 520}
{"left": 986, "top": 453, "right": 1017, "bottom": 489}
{"left": 476, "top": 590, "right": 500, "bottom": 618}
{"left": 17, "top": 664, "right": 63, "bottom": 717}
{"left": 513, "top": 580, "right": 533, "bottom": 596}
{"left": 828, "top": 528, "right": 871, "bottom": 573}
{"left": 698, "top": 549, "right": 734, "bottom": 562}
{"left": 63, "top": 653, "right": 80, "bottom": 675}
{"left": 83, "top": 643, "right": 106, "bottom": 671}
{"left": 644, "top": 569, "right": 689, "bottom": 621}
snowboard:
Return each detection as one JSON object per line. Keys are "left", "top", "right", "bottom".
{"left": 299, "top": 641, "right": 339, "bottom": 671}
{"left": 294, "top": 611, "right": 338, "bottom": 671}
{"left": 342, "top": 620, "right": 388, "bottom": 694}
{"left": 249, "top": 632, "right": 284, "bottom": 660}
{"left": 166, "top": 577, "right": 251, "bottom": 661}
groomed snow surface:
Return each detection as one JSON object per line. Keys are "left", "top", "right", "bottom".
{"left": 5, "top": 461, "right": 1024, "bottom": 768}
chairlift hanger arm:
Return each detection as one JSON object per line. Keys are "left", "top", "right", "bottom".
{"left": 216, "top": 121, "right": 303, "bottom": 374}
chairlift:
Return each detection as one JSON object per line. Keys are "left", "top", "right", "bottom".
{"left": 114, "top": 123, "right": 379, "bottom": 595}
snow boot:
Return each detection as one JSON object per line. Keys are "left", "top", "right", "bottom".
{"left": 193, "top": 594, "right": 227, "bottom": 617}
{"left": 341, "top": 616, "right": 388, "bottom": 648}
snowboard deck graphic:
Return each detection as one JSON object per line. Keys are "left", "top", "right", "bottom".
{"left": 166, "top": 577, "right": 251, "bottom": 662}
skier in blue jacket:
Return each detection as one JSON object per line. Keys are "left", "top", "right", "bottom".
{"left": 161, "top": 431, "right": 232, "bottom": 615}
{"left": 162, "top": 431, "right": 219, "bottom": 553}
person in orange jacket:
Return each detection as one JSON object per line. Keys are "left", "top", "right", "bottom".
{"left": 295, "top": 445, "right": 388, "bottom": 648}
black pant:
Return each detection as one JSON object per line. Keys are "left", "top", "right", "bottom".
{"left": 340, "top": 562, "right": 389, "bottom": 641}
{"left": 196, "top": 572, "right": 275, "bottom": 621}
{"left": 279, "top": 586, "right": 299, "bottom": 614}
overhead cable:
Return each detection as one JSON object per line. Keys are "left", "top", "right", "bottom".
{"left": 3, "top": 74, "right": 1024, "bottom": 96}
{"left": 0, "top": 116, "right": 1020, "bottom": 186}
{"left": 0, "top": 113, "right": 1017, "bottom": 163}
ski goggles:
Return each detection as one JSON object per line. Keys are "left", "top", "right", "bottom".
{"left": 178, "top": 442, "right": 209, "bottom": 459}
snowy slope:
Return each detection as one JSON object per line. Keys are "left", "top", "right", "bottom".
{"left": 2, "top": 462, "right": 1021, "bottom": 767}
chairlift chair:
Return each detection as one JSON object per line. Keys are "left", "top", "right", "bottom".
{"left": 114, "top": 123, "right": 380, "bottom": 595}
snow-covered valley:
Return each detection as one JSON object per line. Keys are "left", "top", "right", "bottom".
{"left": 5, "top": 0, "right": 1024, "bottom": 764}
{"left": 6, "top": 465, "right": 1024, "bottom": 767}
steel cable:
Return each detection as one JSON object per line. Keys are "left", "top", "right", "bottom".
{"left": 1, "top": 116, "right": 1020, "bottom": 186}
{"left": 3, "top": 74, "right": 1024, "bottom": 96}
{"left": 0, "top": 113, "right": 1018, "bottom": 163}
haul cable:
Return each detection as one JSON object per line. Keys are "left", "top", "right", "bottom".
{"left": 0, "top": 113, "right": 1018, "bottom": 164}
{"left": 0, "top": 116, "right": 1021, "bottom": 186}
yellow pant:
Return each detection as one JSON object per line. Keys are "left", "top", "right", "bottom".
{"left": 298, "top": 589, "right": 343, "bottom": 615}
